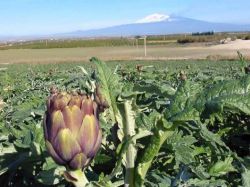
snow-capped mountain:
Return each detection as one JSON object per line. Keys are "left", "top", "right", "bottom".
{"left": 136, "top": 13, "right": 170, "bottom": 23}
{"left": 62, "top": 15, "right": 250, "bottom": 37}
{"left": 1, "top": 14, "right": 250, "bottom": 41}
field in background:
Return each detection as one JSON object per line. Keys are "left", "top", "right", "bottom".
{"left": 0, "top": 42, "right": 250, "bottom": 64}
{"left": 1, "top": 32, "right": 250, "bottom": 64}
{"left": 1, "top": 32, "right": 250, "bottom": 50}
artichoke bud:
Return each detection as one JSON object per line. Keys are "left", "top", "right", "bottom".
{"left": 245, "top": 65, "right": 250, "bottom": 74}
{"left": 50, "top": 86, "right": 58, "bottom": 94}
{"left": 179, "top": 70, "right": 187, "bottom": 81}
{"left": 94, "top": 85, "right": 109, "bottom": 112}
{"left": 43, "top": 91, "right": 103, "bottom": 170}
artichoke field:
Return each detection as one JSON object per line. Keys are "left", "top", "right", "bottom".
{"left": 0, "top": 58, "right": 250, "bottom": 187}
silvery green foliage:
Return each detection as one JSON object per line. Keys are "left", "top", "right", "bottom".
{"left": 0, "top": 59, "right": 249, "bottom": 186}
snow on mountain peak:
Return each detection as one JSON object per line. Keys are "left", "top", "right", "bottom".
{"left": 136, "top": 13, "right": 170, "bottom": 23}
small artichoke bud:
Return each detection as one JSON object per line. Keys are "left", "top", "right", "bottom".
{"left": 245, "top": 65, "right": 250, "bottom": 74}
{"left": 50, "top": 86, "right": 57, "bottom": 94}
{"left": 179, "top": 70, "right": 187, "bottom": 81}
{"left": 43, "top": 92, "right": 103, "bottom": 170}
{"left": 94, "top": 84, "right": 109, "bottom": 112}
{"left": 136, "top": 64, "right": 143, "bottom": 72}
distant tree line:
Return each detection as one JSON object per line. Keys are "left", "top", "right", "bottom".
{"left": 192, "top": 31, "right": 214, "bottom": 36}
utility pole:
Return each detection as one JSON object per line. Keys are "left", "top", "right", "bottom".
{"left": 135, "top": 35, "right": 140, "bottom": 49}
{"left": 136, "top": 36, "right": 147, "bottom": 57}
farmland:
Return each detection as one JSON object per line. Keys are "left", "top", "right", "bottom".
{"left": 0, "top": 57, "right": 250, "bottom": 186}
{"left": 1, "top": 39, "right": 250, "bottom": 64}
{"left": 1, "top": 32, "right": 250, "bottom": 50}
{"left": 1, "top": 32, "right": 250, "bottom": 65}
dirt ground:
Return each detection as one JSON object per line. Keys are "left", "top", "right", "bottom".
{"left": 0, "top": 39, "right": 250, "bottom": 64}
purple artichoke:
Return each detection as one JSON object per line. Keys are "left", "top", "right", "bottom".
{"left": 43, "top": 91, "right": 104, "bottom": 170}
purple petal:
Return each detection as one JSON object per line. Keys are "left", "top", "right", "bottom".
{"left": 43, "top": 113, "right": 49, "bottom": 140}
{"left": 51, "top": 93, "right": 71, "bottom": 111}
{"left": 49, "top": 110, "right": 66, "bottom": 142}
{"left": 62, "top": 106, "right": 83, "bottom": 136}
{"left": 46, "top": 140, "right": 65, "bottom": 165}
{"left": 81, "top": 98, "right": 94, "bottom": 116}
{"left": 93, "top": 102, "right": 99, "bottom": 119}
{"left": 68, "top": 95, "right": 82, "bottom": 108}
{"left": 54, "top": 128, "right": 81, "bottom": 161}
{"left": 88, "top": 129, "right": 102, "bottom": 157}
{"left": 78, "top": 115, "right": 98, "bottom": 156}
{"left": 69, "top": 153, "right": 87, "bottom": 169}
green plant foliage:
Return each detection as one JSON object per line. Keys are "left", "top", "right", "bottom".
{"left": 208, "top": 157, "right": 236, "bottom": 177}
{"left": 0, "top": 59, "right": 249, "bottom": 186}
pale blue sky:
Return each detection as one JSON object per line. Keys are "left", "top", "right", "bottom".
{"left": 1, "top": 0, "right": 250, "bottom": 36}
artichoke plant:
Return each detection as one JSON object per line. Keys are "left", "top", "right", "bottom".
{"left": 43, "top": 89, "right": 107, "bottom": 172}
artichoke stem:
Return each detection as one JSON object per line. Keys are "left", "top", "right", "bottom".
{"left": 64, "top": 169, "right": 89, "bottom": 187}
{"left": 124, "top": 100, "right": 136, "bottom": 187}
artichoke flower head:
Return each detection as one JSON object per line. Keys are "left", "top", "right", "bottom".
{"left": 43, "top": 88, "right": 108, "bottom": 170}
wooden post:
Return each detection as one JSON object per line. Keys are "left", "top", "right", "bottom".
{"left": 144, "top": 36, "right": 147, "bottom": 57}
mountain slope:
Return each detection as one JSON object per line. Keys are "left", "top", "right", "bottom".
{"left": 1, "top": 16, "right": 250, "bottom": 41}
{"left": 63, "top": 16, "right": 250, "bottom": 37}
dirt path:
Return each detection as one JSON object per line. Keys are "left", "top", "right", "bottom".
{"left": 211, "top": 39, "right": 250, "bottom": 50}
{"left": 0, "top": 39, "right": 249, "bottom": 64}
